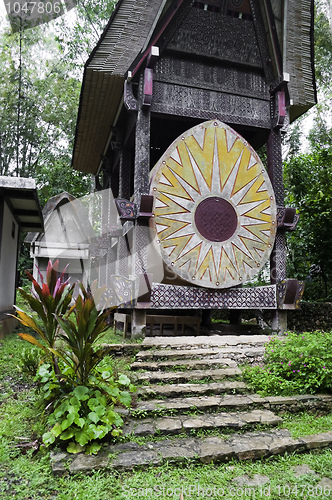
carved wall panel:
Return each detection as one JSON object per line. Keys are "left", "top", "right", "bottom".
{"left": 154, "top": 56, "right": 269, "bottom": 100}
{"left": 167, "top": 9, "right": 262, "bottom": 68}
{"left": 150, "top": 283, "right": 277, "bottom": 309}
{"left": 151, "top": 82, "right": 270, "bottom": 128}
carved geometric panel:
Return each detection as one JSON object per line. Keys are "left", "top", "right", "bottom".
{"left": 154, "top": 56, "right": 269, "bottom": 99}
{"left": 150, "top": 283, "right": 277, "bottom": 309}
{"left": 152, "top": 81, "right": 270, "bottom": 128}
{"left": 150, "top": 120, "right": 277, "bottom": 289}
{"left": 168, "top": 9, "right": 261, "bottom": 68}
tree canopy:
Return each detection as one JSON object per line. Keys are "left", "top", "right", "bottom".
{"left": 284, "top": 1, "right": 332, "bottom": 301}
{"left": 285, "top": 120, "right": 332, "bottom": 301}
{"left": 0, "top": 0, "right": 116, "bottom": 207}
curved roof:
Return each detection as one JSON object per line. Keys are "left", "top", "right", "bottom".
{"left": 24, "top": 191, "right": 75, "bottom": 243}
{"left": 72, "top": 0, "right": 316, "bottom": 175}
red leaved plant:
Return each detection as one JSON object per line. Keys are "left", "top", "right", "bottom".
{"left": 52, "top": 282, "right": 116, "bottom": 386}
{"left": 15, "top": 260, "right": 75, "bottom": 372}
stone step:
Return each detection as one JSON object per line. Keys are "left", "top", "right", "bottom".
{"left": 132, "top": 394, "right": 257, "bottom": 415}
{"left": 136, "top": 346, "right": 264, "bottom": 360}
{"left": 130, "top": 357, "right": 237, "bottom": 372}
{"left": 123, "top": 409, "right": 282, "bottom": 437}
{"left": 136, "top": 347, "right": 265, "bottom": 365}
{"left": 137, "top": 380, "right": 248, "bottom": 399}
{"left": 51, "top": 429, "right": 332, "bottom": 474}
{"left": 142, "top": 335, "right": 271, "bottom": 350}
{"left": 132, "top": 367, "right": 242, "bottom": 384}
{"left": 131, "top": 393, "right": 332, "bottom": 417}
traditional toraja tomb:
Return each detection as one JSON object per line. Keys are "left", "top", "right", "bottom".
{"left": 72, "top": 0, "right": 316, "bottom": 337}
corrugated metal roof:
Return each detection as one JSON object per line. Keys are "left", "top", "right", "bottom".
{"left": 0, "top": 176, "right": 44, "bottom": 232}
{"left": 72, "top": 0, "right": 316, "bottom": 174}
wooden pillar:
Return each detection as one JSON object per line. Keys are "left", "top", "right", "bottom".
{"left": 131, "top": 74, "right": 151, "bottom": 338}
{"left": 106, "top": 188, "right": 117, "bottom": 285}
{"left": 99, "top": 181, "right": 109, "bottom": 287}
{"left": 118, "top": 149, "right": 131, "bottom": 200}
{"left": 267, "top": 128, "right": 287, "bottom": 333}
{"left": 116, "top": 150, "right": 131, "bottom": 277}
{"left": 229, "top": 310, "right": 242, "bottom": 326}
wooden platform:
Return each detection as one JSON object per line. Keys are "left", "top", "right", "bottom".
{"left": 113, "top": 313, "right": 200, "bottom": 338}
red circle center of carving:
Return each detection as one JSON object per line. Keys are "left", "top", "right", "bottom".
{"left": 194, "top": 197, "right": 238, "bottom": 242}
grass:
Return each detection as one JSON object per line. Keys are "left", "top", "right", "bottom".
{"left": 2, "top": 331, "right": 332, "bottom": 499}
{"left": 4, "top": 449, "right": 332, "bottom": 499}
{"left": 96, "top": 325, "right": 143, "bottom": 346}
{"left": 281, "top": 411, "right": 332, "bottom": 438}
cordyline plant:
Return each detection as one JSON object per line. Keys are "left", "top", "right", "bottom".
{"left": 14, "top": 260, "right": 75, "bottom": 374}
{"left": 51, "top": 282, "right": 117, "bottom": 386}
{"left": 15, "top": 260, "right": 117, "bottom": 385}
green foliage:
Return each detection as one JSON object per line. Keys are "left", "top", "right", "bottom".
{"left": 34, "top": 362, "right": 62, "bottom": 402}
{"left": 42, "top": 381, "right": 131, "bottom": 454}
{"left": 0, "top": 27, "right": 89, "bottom": 203}
{"left": 284, "top": 125, "right": 332, "bottom": 301}
{"left": 243, "top": 331, "right": 332, "bottom": 395}
{"left": 54, "top": 0, "right": 117, "bottom": 72}
{"left": 282, "top": 411, "right": 332, "bottom": 438}
{"left": 17, "top": 346, "right": 42, "bottom": 376}
{"left": 53, "top": 283, "right": 117, "bottom": 386}
{"left": 314, "top": 4, "right": 332, "bottom": 93}
{"left": 16, "top": 260, "right": 136, "bottom": 454}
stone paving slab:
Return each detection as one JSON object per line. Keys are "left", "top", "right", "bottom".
{"left": 132, "top": 367, "right": 242, "bottom": 384}
{"left": 136, "top": 346, "right": 265, "bottom": 361}
{"left": 122, "top": 409, "right": 282, "bottom": 437}
{"left": 50, "top": 429, "right": 332, "bottom": 475}
{"left": 132, "top": 393, "right": 332, "bottom": 415}
{"left": 133, "top": 394, "right": 248, "bottom": 413}
{"left": 137, "top": 380, "right": 248, "bottom": 399}
{"left": 131, "top": 357, "right": 237, "bottom": 371}
{"left": 142, "top": 335, "right": 271, "bottom": 349}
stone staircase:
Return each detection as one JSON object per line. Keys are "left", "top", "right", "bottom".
{"left": 51, "top": 335, "right": 332, "bottom": 475}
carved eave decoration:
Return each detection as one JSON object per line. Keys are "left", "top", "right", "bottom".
{"left": 72, "top": 0, "right": 317, "bottom": 175}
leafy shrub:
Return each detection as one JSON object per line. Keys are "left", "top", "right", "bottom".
{"left": 243, "top": 331, "right": 332, "bottom": 396}
{"left": 34, "top": 359, "right": 135, "bottom": 454}
{"left": 53, "top": 284, "right": 117, "bottom": 386}
{"left": 34, "top": 363, "right": 63, "bottom": 402}
{"left": 15, "top": 260, "right": 136, "bottom": 454}
{"left": 42, "top": 376, "right": 134, "bottom": 455}
{"left": 18, "top": 346, "right": 42, "bottom": 376}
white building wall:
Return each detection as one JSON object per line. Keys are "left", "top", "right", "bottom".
{"left": 0, "top": 201, "right": 19, "bottom": 312}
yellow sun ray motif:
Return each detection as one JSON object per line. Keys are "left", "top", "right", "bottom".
{"left": 150, "top": 120, "right": 277, "bottom": 289}
{"left": 184, "top": 125, "right": 216, "bottom": 189}
{"left": 242, "top": 223, "right": 271, "bottom": 243}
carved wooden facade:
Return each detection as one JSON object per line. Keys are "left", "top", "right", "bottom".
{"left": 72, "top": 0, "right": 316, "bottom": 335}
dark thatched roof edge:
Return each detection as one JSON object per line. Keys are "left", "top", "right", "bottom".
{"left": 71, "top": 0, "right": 125, "bottom": 173}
